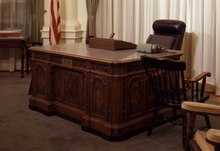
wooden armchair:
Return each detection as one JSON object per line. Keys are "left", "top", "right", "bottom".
{"left": 182, "top": 102, "right": 220, "bottom": 151}
{"left": 140, "top": 56, "right": 211, "bottom": 145}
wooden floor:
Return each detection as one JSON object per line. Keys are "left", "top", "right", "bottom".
{"left": 209, "top": 93, "right": 220, "bottom": 102}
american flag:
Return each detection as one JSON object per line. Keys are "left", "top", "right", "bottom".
{"left": 49, "top": 0, "right": 61, "bottom": 45}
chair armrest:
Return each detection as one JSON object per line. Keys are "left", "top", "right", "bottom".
{"left": 185, "top": 72, "right": 211, "bottom": 83}
{"left": 181, "top": 102, "right": 220, "bottom": 116}
{"left": 184, "top": 72, "right": 211, "bottom": 102}
{"left": 206, "top": 129, "right": 220, "bottom": 144}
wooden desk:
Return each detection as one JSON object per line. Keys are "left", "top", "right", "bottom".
{"left": 0, "top": 37, "right": 26, "bottom": 77}
{"left": 29, "top": 43, "right": 183, "bottom": 140}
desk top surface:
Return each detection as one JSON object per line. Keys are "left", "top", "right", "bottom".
{"left": 30, "top": 43, "right": 183, "bottom": 64}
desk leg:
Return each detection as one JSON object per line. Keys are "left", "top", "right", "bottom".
{"left": 25, "top": 48, "right": 29, "bottom": 75}
{"left": 21, "top": 48, "right": 24, "bottom": 78}
{"left": 9, "top": 49, "right": 15, "bottom": 72}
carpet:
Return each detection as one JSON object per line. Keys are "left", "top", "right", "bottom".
{"left": 0, "top": 72, "right": 219, "bottom": 151}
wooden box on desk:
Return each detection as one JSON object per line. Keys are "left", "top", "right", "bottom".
{"left": 89, "top": 38, "right": 137, "bottom": 51}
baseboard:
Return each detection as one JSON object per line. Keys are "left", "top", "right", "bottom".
{"left": 205, "top": 83, "right": 215, "bottom": 93}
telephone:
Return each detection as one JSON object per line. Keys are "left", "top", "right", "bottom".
{"left": 136, "top": 43, "right": 167, "bottom": 54}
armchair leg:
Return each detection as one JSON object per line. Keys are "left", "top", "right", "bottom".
{"left": 148, "top": 106, "right": 159, "bottom": 136}
{"left": 184, "top": 112, "right": 197, "bottom": 151}
{"left": 182, "top": 112, "right": 187, "bottom": 148}
{"left": 172, "top": 108, "right": 177, "bottom": 125}
{"left": 204, "top": 115, "right": 211, "bottom": 129}
{"left": 28, "top": 78, "right": 32, "bottom": 95}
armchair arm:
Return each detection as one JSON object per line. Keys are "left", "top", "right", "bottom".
{"left": 185, "top": 72, "right": 211, "bottom": 102}
{"left": 185, "top": 72, "right": 211, "bottom": 83}
{"left": 181, "top": 102, "right": 220, "bottom": 116}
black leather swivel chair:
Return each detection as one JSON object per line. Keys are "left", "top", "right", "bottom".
{"left": 146, "top": 19, "right": 186, "bottom": 50}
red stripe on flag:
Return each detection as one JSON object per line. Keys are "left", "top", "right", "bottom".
{"left": 49, "top": 0, "right": 61, "bottom": 45}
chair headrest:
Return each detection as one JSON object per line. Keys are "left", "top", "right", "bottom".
{"left": 153, "top": 20, "right": 186, "bottom": 35}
